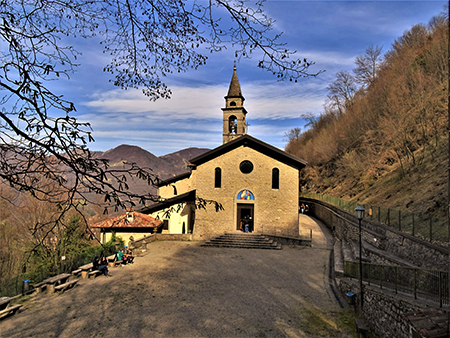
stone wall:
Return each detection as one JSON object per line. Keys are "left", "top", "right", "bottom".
{"left": 302, "top": 198, "right": 448, "bottom": 270}
{"left": 194, "top": 146, "right": 299, "bottom": 239}
{"left": 338, "top": 278, "right": 419, "bottom": 338}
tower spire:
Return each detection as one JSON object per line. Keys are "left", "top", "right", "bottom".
{"left": 222, "top": 65, "right": 247, "bottom": 144}
{"left": 226, "top": 64, "right": 244, "bottom": 99}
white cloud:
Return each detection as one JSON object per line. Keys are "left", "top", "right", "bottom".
{"left": 82, "top": 78, "right": 327, "bottom": 123}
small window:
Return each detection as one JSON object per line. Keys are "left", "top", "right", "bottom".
{"left": 240, "top": 160, "right": 254, "bottom": 174}
{"left": 230, "top": 101, "right": 236, "bottom": 106}
{"left": 272, "top": 168, "right": 279, "bottom": 189}
{"left": 163, "top": 220, "right": 169, "bottom": 230}
{"left": 215, "top": 167, "right": 221, "bottom": 188}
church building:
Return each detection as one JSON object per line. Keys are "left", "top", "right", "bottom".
{"left": 141, "top": 66, "right": 307, "bottom": 239}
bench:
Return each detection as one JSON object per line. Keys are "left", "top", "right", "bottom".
{"left": 0, "top": 304, "right": 23, "bottom": 319}
{"left": 88, "top": 270, "right": 103, "bottom": 279}
{"left": 44, "top": 273, "right": 71, "bottom": 294}
{"left": 79, "top": 263, "right": 94, "bottom": 279}
{"left": 0, "top": 298, "right": 23, "bottom": 319}
{"left": 33, "top": 281, "right": 47, "bottom": 294}
{"left": 71, "top": 269, "right": 82, "bottom": 278}
{"left": 107, "top": 254, "right": 123, "bottom": 268}
{"left": 355, "top": 318, "right": 368, "bottom": 337}
{"left": 54, "top": 279, "right": 79, "bottom": 293}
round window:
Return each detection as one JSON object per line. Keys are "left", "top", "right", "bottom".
{"left": 240, "top": 160, "right": 254, "bottom": 174}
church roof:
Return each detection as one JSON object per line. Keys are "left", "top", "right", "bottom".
{"left": 91, "top": 210, "right": 163, "bottom": 229}
{"left": 157, "top": 172, "right": 191, "bottom": 187}
{"left": 226, "top": 65, "right": 244, "bottom": 99}
{"left": 189, "top": 134, "right": 307, "bottom": 170}
{"left": 140, "top": 190, "right": 196, "bottom": 214}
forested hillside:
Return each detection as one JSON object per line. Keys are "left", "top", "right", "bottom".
{"left": 0, "top": 146, "right": 208, "bottom": 296}
{"left": 286, "top": 12, "right": 448, "bottom": 221}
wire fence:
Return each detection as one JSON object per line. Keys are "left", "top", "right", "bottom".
{"left": 344, "top": 261, "right": 449, "bottom": 307}
{"left": 300, "top": 192, "right": 448, "bottom": 246}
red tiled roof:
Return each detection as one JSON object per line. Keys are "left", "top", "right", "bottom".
{"left": 91, "top": 211, "right": 163, "bottom": 229}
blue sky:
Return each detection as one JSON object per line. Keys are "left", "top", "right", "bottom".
{"left": 59, "top": 1, "right": 446, "bottom": 156}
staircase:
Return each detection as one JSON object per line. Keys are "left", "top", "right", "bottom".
{"left": 201, "top": 233, "right": 282, "bottom": 250}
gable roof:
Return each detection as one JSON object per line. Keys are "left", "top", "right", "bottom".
{"left": 91, "top": 211, "right": 163, "bottom": 229}
{"left": 140, "top": 190, "right": 196, "bottom": 214}
{"left": 189, "top": 134, "right": 307, "bottom": 170}
{"left": 156, "top": 171, "right": 191, "bottom": 187}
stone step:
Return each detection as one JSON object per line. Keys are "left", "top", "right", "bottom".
{"left": 210, "top": 236, "right": 273, "bottom": 244}
{"left": 202, "top": 242, "right": 282, "bottom": 250}
{"left": 201, "top": 234, "right": 282, "bottom": 250}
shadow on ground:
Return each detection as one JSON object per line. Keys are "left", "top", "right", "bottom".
{"left": 1, "top": 216, "right": 357, "bottom": 338}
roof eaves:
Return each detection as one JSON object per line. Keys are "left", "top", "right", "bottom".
{"left": 157, "top": 171, "right": 191, "bottom": 187}
{"left": 189, "top": 134, "right": 307, "bottom": 170}
{"left": 140, "top": 190, "right": 196, "bottom": 214}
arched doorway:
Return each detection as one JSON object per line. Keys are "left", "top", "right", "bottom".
{"left": 236, "top": 190, "right": 254, "bottom": 231}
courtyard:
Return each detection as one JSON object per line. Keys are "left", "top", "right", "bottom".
{"left": 0, "top": 215, "right": 356, "bottom": 337}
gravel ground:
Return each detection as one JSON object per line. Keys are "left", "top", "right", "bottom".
{"left": 0, "top": 215, "right": 354, "bottom": 338}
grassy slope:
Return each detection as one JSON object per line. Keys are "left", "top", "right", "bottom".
{"left": 315, "top": 138, "right": 447, "bottom": 223}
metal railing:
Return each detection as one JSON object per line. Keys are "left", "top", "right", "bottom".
{"left": 344, "top": 261, "right": 449, "bottom": 307}
{"left": 301, "top": 192, "right": 448, "bottom": 245}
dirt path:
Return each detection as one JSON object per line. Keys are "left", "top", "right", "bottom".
{"left": 1, "top": 216, "right": 353, "bottom": 338}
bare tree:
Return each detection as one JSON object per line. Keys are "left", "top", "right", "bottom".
{"left": 0, "top": 1, "right": 322, "bottom": 242}
{"left": 353, "top": 44, "right": 383, "bottom": 88}
{"left": 325, "top": 71, "right": 357, "bottom": 115}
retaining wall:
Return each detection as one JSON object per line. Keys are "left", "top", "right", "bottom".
{"left": 302, "top": 198, "right": 448, "bottom": 270}
{"left": 338, "top": 278, "right": 419, "bottom": 338}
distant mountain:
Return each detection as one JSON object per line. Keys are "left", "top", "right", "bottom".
{"left": 93, "top": 145, "right": 209, "bottom": 197}
{"left": 97, "top": 145, "right": 171, "bottom": 179}
{"left": 160, "top": 147, "right": 210, "bottom": 176}
{"left": 96, "top": 144, "right": 209, "bottom": 179}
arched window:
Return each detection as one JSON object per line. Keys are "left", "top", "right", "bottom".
{"left": 230, "top": 101, "right": 236, "bottom": 106}
{"left": 272, "top": 168, "right": 279, "bottom": 189}
{"left": 215, "top": 167, "right": 222, "bottom": 188}
{"left": 228, "top": 115, "right": 237, "bottom": 134}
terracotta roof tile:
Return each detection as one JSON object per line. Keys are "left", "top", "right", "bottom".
{"left": 91, "top": 211, "right": 163, "bottom": 229}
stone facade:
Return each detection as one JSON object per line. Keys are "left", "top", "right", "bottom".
{"left": 193, "top": 145, "right": 300, "bottom": 239}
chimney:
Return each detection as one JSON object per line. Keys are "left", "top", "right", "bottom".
{"left": 126, "top": 208, "right": 135, "bottom": 223}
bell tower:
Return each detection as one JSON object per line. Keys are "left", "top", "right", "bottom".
{"left": 222, "top": 65, "right": 247, "bottom": 144}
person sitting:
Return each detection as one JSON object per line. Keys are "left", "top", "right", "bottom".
{"left": 117, "top": 249, "right": 128, "bottom": 265}
{"left": 100, "top": 255, "right": 107, "bottom": 266}
{"left": 93, "top": 256, "right": 110, "bottom": 277}
{"left": 124, "top": 248, "right": 134, "bottom": 264}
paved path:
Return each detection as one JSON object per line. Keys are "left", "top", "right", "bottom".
{"left": 1, "top": 216, "right": 352, "bottom": 338}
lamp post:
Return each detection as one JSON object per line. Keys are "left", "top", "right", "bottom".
{"left": 355, "top": 205, "right": 365, "bottom": 310}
